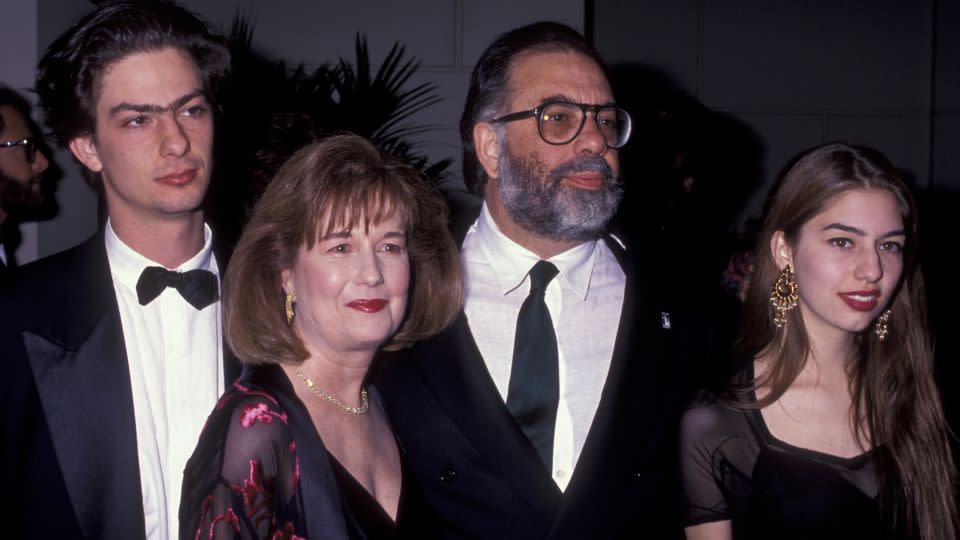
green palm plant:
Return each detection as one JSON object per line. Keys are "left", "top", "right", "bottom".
{"left": 206, "top": 15, "right": 452, "bottom": 248}
{"left": 331, "top": 36, "right": 451, "bottom": 181}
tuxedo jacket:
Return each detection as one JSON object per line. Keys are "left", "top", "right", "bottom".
{"left": 0, "top": 232, "right": 240, "bottom": 539}
{"left": 0, "top": 256, "right": 9, "bottom": 290}
{"left": 373, "top": 213, "right": 708, "bottom": 539}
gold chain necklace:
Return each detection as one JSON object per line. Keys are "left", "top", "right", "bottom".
{"left": 295, "top": 368, "right": 369, "bottom": 414}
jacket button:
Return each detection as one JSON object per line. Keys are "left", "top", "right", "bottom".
{"left": 440, "top": 468, "right": 457, "bottom": 482}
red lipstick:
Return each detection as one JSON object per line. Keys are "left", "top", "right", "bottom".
{"left": 155, "top": 168, "right": 197, "bottom": 186}
{"left": 838, "top": 290, "right": 879, "bottom": 312}
{"left": 347, "top": 299, "right": 388, "bottom": 313}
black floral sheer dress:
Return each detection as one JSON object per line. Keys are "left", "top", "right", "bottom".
{"left": 179, "top": 364, "right": 436, "bottom": 540}
{"left": 679, "top": 368, "right": 886, "bottom": 539}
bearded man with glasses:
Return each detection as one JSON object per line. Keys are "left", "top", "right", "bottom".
{"left": 373, "top": 21, "right": 696, "bottom": 539}
{"left": 0, "top": 85, "right": 50, "bottom": 275}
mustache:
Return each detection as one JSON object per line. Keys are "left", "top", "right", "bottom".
{"left": 549, "top": 155, "right": 616, "bottom": 186}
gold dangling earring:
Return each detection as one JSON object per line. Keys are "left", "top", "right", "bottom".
{"left": 875, "top": 309, "right": 891, "bottom": 341}
{"left": 770, "top": 264, "right": 799, "bottom": 329}
{"left": 285, "top": 291, "right": 296, "bottom": 325}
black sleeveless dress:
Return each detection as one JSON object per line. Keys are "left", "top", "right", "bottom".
{"left": 679, "top": 369, "right": 886, "bottom": 539}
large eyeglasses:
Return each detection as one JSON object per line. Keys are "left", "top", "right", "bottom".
{"left": 490, "top": 101, "right": 633, "bottom": 149}
{"left": 0, "top": 138, "right": 38, "bottom": 164}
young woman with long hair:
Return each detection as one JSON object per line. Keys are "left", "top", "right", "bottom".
{"left": 681, "top": 142, "right": 958, "bottom": 539}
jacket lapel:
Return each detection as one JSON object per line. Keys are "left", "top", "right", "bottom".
{"left": 414, "top": 313, "right": 562, "bottom": 508}
{"left": 565, "top": 235, "right": 643, "bottom": 486}
{"left": 434, "top": 201, "right": 558, "bottom": 503}
{"left": 213, "top": 240, "right": 242, "bottom": 387}
{"left": 549, "top": 235, "right": 678, "bottom": 537}
{"left": 24, "top": 235, "right": 145, "bottom": 538}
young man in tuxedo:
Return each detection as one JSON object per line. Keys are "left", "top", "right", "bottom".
{"left": 374, "top": 22, "right": 699, "bottom": 539}
{"left": 0, "top": 3, "right": 238, "bottom": 538}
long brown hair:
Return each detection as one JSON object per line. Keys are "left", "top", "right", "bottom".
{"left": 737, "top": 142, "right": 957, "bottom": 538}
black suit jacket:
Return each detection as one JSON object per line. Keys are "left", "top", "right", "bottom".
{"left": 373, "top": 212, "right": 705, "bottom": 539}
{"left": 0, "top": 256, "right": 9, "bottom": 290}
{"left": 0, "top": 232, "right": 240, "bottom": 539}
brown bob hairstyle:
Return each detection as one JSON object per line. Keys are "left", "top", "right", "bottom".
{"left": 224, "top": 133, "right": 462, "bottom": 365}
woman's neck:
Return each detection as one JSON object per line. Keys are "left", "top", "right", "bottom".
{"left": 283, "top": 345, "right": 374, "bottom": 411}
{"left": 801, "top": 329, "right": 856, "bottom": 388}
{"left": 755, "top": 327, "right": 856, "bottom": 398}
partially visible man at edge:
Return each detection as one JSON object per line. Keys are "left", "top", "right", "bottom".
{"left": 0, "top": 85, "right": 51, "bottom": 277}
{"left": 373, "top": 22, "right": 702, "bottom": 539}
{"left": 0, "top": 2, "right": 239, "bottom": 538}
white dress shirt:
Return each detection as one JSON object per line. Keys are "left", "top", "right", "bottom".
{"left": 462, "top": 203, "right": 625, "bottom": 491}
{"left": 105, "top": 220, "right": 225, "bottom": 540}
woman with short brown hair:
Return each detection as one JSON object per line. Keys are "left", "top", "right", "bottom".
{"left": 180, "top": 134, "right": 461, "bottom": 539}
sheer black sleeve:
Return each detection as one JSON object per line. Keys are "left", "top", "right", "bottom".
{"left": 679, "top": 393, "right": 759, "bottom": 527}
{"left": 180, "top": 381, "right": 306, "bottom": 539}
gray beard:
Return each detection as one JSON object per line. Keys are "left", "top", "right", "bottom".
{"left": 496, "top": 146, "right": 622, "bottom": 243}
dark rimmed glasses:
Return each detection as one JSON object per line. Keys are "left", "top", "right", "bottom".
{"left": 490, "top": 101, "right": 633, "bottom": 149}
{"left": 0, "top": 138, "right": 38, "bottom": 164}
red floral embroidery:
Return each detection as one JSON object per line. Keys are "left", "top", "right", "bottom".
{"left": 270, "top": 521, "right": 305, "bottom": 540}
{"left": 289, "top": 441, "right": 300, "bottom": 487}
{"left": 193, "top": 495, "right": 213, "bottom": 540}
{"left": 234, "top": 381, "right": 281, "bottom": 406}
{"left": 240, "top": 402, "right": 288, "bottom": 428}
{"left": 197, "top": 507, "right": 240, "bottom": 540}
{"left": 231, "top": 459, "right": 275, "bottom": 529}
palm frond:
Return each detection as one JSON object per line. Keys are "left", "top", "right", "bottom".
{"left": 208, "top": 17, "right": 452, "bottom": 245}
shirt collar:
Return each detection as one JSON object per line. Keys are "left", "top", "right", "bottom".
{"left": 105, "top": 218, "right": 217, "bottom": 290}
{"left": 474, "top": 202, "right": 598, "bottom": 300}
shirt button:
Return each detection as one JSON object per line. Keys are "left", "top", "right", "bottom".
{"left": 555, "top": 469, "right": 565, "bottom": 479}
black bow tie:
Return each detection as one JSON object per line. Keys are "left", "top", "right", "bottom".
{"left": 136, "top": 266, "right": 219, "bottom": 310}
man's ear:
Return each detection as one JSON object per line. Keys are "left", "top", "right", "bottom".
{"left": 68, "top": 135, "right": 103, "bottom": 173}
{"left": 473, "top": 121, "right": 501, "bottom": 180}
{"left": 770, "top": 230, "right": 794, "bottom": 271}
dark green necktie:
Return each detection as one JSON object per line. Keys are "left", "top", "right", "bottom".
{"left": 506, "top": 260, "right": 560, "bottom": 470}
